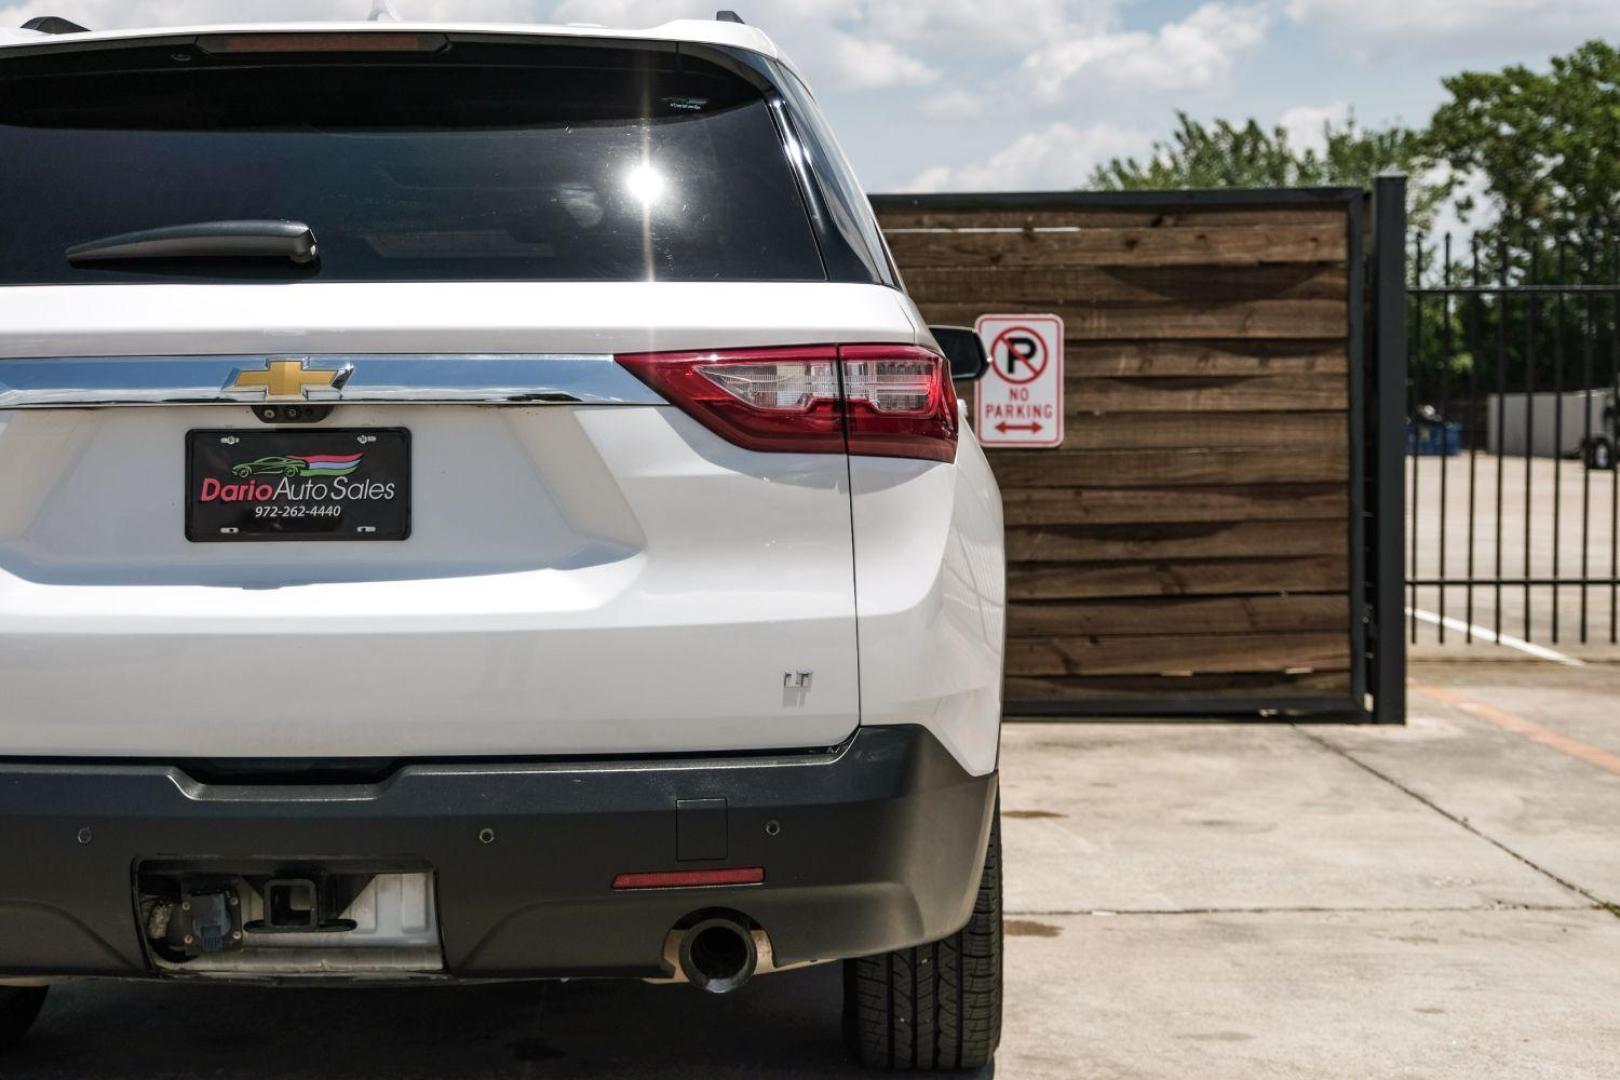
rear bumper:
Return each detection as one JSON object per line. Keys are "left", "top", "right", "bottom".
{"left": 0, "top": 726, "right": 996, "bottom": 980}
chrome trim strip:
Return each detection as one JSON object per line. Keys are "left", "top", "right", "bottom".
{"left": 0, "top": 354, "right": 665, "bottom": 408}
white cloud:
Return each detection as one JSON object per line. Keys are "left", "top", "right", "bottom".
{"left": 1285, "top": 0, "right": 1620, "bottom": 46}
{"left": 863, "top": 0, "right": 1114, "bottom": 54}
{"left": 551, "top": 0, "right": 941, "bottom": 93}
{"left": 1277, "top": 102, "right": 1348, "bottom": 155}
{"left": 1021, "top": 3, "right": 1270, "bottom": 102}
{"left": 921, "top": 89, "right": 988, "bottom": 118}
{"left": 826, "top": 34, "right": 938, "bottom": 90}
{"left": 905, "top": 121, "right": 1153, "bottom": 192}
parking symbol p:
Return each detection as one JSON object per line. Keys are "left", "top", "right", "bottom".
{"left": 1005, "top": 335, "right": 1040, "bottom": 377}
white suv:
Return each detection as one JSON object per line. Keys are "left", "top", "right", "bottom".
{"left": 0, "top": 13, "right": 1006, "bottom": 1071}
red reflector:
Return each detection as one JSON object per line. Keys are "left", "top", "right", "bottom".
{"left": 203, "top": 33, "right": 447, "bottom": 54}
{"left": 612, "top": 867, "right": 765, "bottom": 891}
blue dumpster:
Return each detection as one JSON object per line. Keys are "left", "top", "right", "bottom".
{"left": 1406, "top": 420, "right": 1462, "bottom": 456}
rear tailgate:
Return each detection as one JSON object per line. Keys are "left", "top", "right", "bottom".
{"left": 0, "top": 282, "right": 919, "bottom": 758}
{"left": 0, "top": 31, "right": 923, "bottom": 760}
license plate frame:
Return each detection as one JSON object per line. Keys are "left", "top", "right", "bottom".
{"left": 186, "top": 428, "right": 412, "bottom": 542}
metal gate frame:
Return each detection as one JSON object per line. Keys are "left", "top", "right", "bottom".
{"left": 1404, "top": 188, "right": 1620, "bottom": 650}
{"left": 1370, "top": 175, "right": 1409, "bottom": 724}
{"left": 873, "top": 181, "right": 1409, "bottom": 723}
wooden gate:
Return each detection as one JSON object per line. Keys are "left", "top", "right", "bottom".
{"left": 872, "top": 188, "right": 1405, "bottom": 719}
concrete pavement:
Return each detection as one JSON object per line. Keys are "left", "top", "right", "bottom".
{"left": 992, "top": 675, "right": 1620, "bottom": 1080}
{"left": 5, "top": 660, "right": 1618, "bottom": 1079}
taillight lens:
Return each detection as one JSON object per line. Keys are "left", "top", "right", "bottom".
{"left": 616, "top": 344, "right": 958, "bottom": 463}
{"left": 840, "top": 345, "right": 959, "bottom": 463}
{"left": 616, "top": 346, "right": 844, "bottom": 455}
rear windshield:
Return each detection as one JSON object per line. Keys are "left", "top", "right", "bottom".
{"left": 0, "top": 38, "right": 826, "bottom": 284}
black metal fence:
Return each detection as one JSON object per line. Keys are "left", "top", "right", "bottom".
{"left": 1407, "top": 232, "right": 1620, "bottom": 648}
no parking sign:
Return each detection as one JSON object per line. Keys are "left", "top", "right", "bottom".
{"left": 974, "top": 314, "right": 1064, "bottom": 448}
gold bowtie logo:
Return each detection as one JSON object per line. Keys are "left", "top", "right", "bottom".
{"left": 229, "top": 360, "right": 351, "bottom": 400}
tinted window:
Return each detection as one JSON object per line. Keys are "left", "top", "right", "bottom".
{"left": 0, "top": 41, "right": 825, "bottom": 284}
{"left": 771, "top": 63, "right": 897, "bottom": 287}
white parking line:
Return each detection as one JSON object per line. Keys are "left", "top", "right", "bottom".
{"left": 1407, "top": 607, "right": 1586, "bottom": 667}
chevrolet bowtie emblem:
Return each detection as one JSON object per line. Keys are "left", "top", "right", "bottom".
{"left": 229, "top": 359, "right": 352, "bottom": 400}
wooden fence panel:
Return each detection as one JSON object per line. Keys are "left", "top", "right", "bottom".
{"left": 875, "top": 193, "right": 1361, "bottom": 713}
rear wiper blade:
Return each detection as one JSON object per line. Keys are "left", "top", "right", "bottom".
{"left": 66, "top": 220, "right": 319, "bottom": 266}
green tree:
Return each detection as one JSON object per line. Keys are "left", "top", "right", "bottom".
{"left": 1088, "top": 111, "right": 1444, "bottom": 227}
{"left": 1427, "top": 39, "right": 1620, "bottom": 249}
{"left": 1417, "top": 41, "right": 1620, "bottom": 402}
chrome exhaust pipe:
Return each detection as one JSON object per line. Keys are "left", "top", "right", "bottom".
{"left": 677, "top": 917, "right": 758, "bottom": 994}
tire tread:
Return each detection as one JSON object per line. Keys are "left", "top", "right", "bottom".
{"left": 843, "top": 807, "right": 1002, "bottom": 1071}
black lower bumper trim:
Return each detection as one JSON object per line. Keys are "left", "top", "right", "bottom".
{"left": 0, "top": 726, "right": 996, "bottom": 979}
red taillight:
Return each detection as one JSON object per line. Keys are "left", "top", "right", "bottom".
{"left": 616, "top": 346, "right": 845, "bottom": 455}
{"left": 615, "top": 344, "right": 958, "bottom": 463}
{"left": 839, "top": 345, "right": 960, "bottom": 463}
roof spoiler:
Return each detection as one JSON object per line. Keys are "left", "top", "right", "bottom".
{"left": 21, "top": 16, "right": 89, "bottom": 34}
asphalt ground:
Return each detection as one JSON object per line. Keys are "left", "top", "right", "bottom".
{"left": 6, "top": 659, "right": 1619, "bottom": 1079}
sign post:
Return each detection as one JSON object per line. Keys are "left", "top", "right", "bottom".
{"left": 973, "top": 314, "right": 1065, "bottom": 448}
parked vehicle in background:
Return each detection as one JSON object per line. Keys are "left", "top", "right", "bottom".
{"left": 0, "top": 13, "right": 1006, "bottom": 1071}
{"left": 1584, "top": 389, "right": 1619, "bottom": 470}
{"left": 1484, "top": 388, "right": 1620, "bottom": 469}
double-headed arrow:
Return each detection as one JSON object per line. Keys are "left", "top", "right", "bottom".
{"left": 995, "top": 421, "right": 1044, "bottom": 434}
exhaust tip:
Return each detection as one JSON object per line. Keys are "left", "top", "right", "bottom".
{"left": 678, "top": 917, "right": 758, "bottom": 994}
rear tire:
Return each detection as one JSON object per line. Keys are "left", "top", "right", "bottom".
{"left": 0, "top": 986, "right": 47, "bottom": 1052}
{"left": 843, "top": 803, "right": 1002, "bottom": 1071}
{"left": 1586, "top": 437, "right": 1615, "bottom": 471}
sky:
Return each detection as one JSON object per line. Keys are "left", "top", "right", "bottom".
{"left": 3, "top": 0, "right": 1617, "bottom": 196}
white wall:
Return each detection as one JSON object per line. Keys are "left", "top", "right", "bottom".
{"left": 1486, "top": 391, "right": 1613, "bottom": 458}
